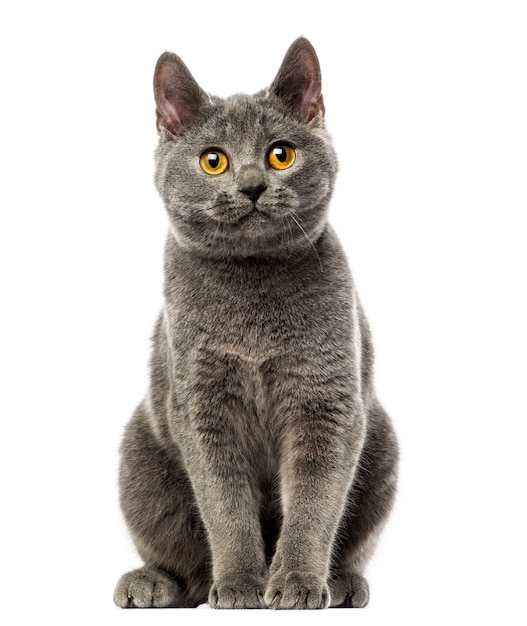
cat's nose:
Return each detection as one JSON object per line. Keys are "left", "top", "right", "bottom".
{"left": 239, "top": 184, "right": 267, "bottom": 203}
{"left": 238, "top": 165, "right": 267, "bottom": 202}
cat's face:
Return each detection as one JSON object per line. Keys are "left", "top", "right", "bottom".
{"left": 154, "top": 38, "right": 337, "bottom": 258}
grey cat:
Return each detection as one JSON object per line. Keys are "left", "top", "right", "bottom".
{"left": 114, "top": 37, "right": 398, "bottom": 610}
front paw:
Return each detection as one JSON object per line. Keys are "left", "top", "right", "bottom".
{"left": 209, "top": 574, "right": 267, "bottom": 609}
{"left": 265, "top": 570, "right": 330, "bottom": 609}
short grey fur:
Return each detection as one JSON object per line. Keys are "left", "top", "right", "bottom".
{"left": 114, "top": 37, "right": 398, "bottom": 610}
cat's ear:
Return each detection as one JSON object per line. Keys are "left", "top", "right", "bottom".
{"left": 270, "top": 37, "right": 325, "bottom": 125}
{"left": 153, "top": 52, "right": 207, "bottom": 136}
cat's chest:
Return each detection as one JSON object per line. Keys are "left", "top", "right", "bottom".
{"left": 178, "top": 272, "right": 308, "bottom": 358}
{"left": 166, "top": 253, "right": 317, "bottom": 352}
{"left": 165, "top": 242, "right": 351, "bottom": 364}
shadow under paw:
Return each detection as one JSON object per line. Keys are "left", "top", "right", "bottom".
{"left": 114, "top": 566, "right": 190, "bottom": 608}
{"left": 329, "top": 572, "right": 370, "bottom": 608}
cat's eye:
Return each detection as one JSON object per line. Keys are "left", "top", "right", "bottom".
{"left": 268, "top": 144, "right": 296, "bottom": 170}
{"left": 200, "top": 149, "right": 229, "bottom": 175}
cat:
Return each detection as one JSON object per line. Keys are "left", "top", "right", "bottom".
{"left": 113, "top": 37, "right": 398, "bottom": 610}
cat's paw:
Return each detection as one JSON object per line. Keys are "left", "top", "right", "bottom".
{"left": 114, "top": 566, "right": 187, "bottom": 608}
{"left": 329, "top": 572, "right": 370, "bottom": 608}
{"left": 209, "top": 574, "right": 267, "bottom": 609}
{"left": 265, "top": 570, "right": 330, "bottom": 609}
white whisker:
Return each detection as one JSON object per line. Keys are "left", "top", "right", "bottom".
{"left": 283, "top": 215, "right": 295, "bottom": 248}
{"left": 289, "top": 211, "right": 323, "bottom": 271}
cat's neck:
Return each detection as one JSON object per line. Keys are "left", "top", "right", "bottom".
{"left": 165, "top": 222, "right": 330, "bottom": 269}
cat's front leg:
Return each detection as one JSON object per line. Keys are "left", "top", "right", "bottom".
{"left": 176, "top": 360, "right": 268, "bottom": 609}
{"left": 265, "top": 394, "right": 365, "bottom": 609}
{"left": 184, "top": 426, "right": 268, "bottom": 609}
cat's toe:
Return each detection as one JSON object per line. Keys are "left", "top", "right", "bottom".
{"left": 114, "top": 566, "right": 187, "bottom": 608}
{"left": 209, "top": 574, "right": 267, "bottom": 609}
{"left": 329, "top": 572, "right": 370, "bottom": 608}
{"left": 265, "top": 570, "right": 330, "bottom": 609}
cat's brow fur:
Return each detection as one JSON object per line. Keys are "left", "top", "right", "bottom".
{"left": 114, "top": 37, "right": 398, "bottom": 610}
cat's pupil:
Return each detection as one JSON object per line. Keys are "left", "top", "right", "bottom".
{"left": 208, "top": 153, "right": 220, "bottom": 168}
{"left": 273, "top": 147, "right": 287, "bottom": 163}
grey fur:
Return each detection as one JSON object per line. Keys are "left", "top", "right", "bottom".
{"left": 114, "top": 37, "right": 398, "bottom": 610}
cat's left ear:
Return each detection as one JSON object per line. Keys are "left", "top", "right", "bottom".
{"left": 270, "top": 37, "right": 325, "bottom": 125}
{"left": 154, "top": 52, "right": 207, "bottom": 136}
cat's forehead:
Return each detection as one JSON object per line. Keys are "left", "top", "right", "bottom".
{"left": 195, "top": 93, "right": 305, "bottom": 147}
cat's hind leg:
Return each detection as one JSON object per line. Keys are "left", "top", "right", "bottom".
{"left": 328, "top": 572, "right": 370, "bottom": 608}
{"left": 114, "top": 404, "right": 212, "bottom": 608}
{"left": 329, "top": 401, "right": 398, "bottom": 608}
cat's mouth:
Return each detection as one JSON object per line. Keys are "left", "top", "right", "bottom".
{"left": 208, "top": 202, "right": 273, "bottom": 231}
{"left": 234, "top": 202, "right": 273, "bottom": 231}
{"left": 238, "top": 206, "right": 266, "bottom": 222}
{"left": 232, "top": 204, "right": 275, "bottom": 234}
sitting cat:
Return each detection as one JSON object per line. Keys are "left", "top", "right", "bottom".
{"left": 114, "top": 37, "right": 398, "bottom": 610}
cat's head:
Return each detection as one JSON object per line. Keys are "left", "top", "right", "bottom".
{"left": 153, "top": 38, "right": 337, "bottom": 259}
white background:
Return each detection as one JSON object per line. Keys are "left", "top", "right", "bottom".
{"left": 1, "top": 1, "right": 526, "bottom": 624}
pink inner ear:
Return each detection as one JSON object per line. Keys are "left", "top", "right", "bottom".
{"left": 297, "top": 51, "right": 323, "bottom": 123}
{"left": 301, "top": 78, "right": 319, "bottom": 111}
{"left": 155, "top": 62, "right": 186, "bottom": 134}
{"left": 301, "top": 79, "right": 325, "bottom": 123}
{"left": 158, "top": 93, "right": 182, "bottom": 129}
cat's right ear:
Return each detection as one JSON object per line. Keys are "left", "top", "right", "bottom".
{"left": 153, "top": 52, "right": 207, "bottom": 136}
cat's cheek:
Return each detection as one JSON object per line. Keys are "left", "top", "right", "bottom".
{"left": 296, "top": 176, "right": 331, "bottom": 207}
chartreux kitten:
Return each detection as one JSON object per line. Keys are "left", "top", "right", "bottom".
{"left": 114, "top": 37, "right": 398, "bottom": 610}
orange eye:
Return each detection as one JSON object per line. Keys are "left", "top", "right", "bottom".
{"left": 268, "top": 144, "right": 296, "bottom": 170}
{"left": 200, "top": 149, "right": 229, "bottom": 175}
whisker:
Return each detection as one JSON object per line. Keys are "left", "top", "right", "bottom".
{"left": 283, "top": 215, "right": 295, "bottom": 248}
{"left": 205, "top": 212, "right": 231, "bottom": 258}
{"left": 289, "top": 211, "right": 323, "bottom": 271}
